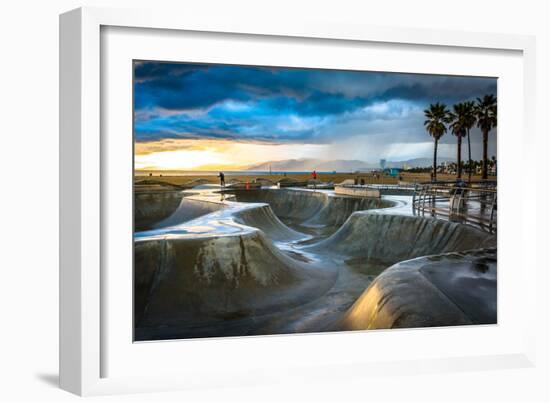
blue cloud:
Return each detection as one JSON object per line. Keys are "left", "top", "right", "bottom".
{"left": 133, "top": 61, "right": 497, "bottom": 151}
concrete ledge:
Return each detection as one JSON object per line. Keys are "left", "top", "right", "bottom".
{"left": 334, "top": 185, "right": 380, "bottom": 198}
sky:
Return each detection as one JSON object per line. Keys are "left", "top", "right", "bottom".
{"left": 134, "top": 61, "right": 497, "bottom": 171}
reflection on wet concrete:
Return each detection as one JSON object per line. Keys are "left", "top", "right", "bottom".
{"left": 419, "top": 253, "right": 497, "bottom": 324}
{"left": 340, "top": 249, "right": 497, "bottom": 330}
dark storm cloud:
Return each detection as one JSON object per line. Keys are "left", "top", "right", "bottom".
{"left": 134, "top": 61, "right": 208, "bottom": 82}
{"left": 134, "top": 62, "right": 495, "bottom": 113}
{"left": 376, "top": 77, "right": 496, "bottom": 104}
{"left": 133, "top": 61, "right": 497, "bottom": 160}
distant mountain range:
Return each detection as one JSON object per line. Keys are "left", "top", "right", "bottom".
{"left": 246, "top": 157, "right": 454, "bottom": 172}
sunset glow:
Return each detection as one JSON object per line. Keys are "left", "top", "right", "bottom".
{"left": 134, "top": 139, "right": 329, "bottom": 171}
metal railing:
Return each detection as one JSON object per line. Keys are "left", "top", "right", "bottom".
{"left": 339, "top": 183, "right": 417, "bottom": 195}
{"left": 412, "top": 180, "right": 497, "bottom": 234}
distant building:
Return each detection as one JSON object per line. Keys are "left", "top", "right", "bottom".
{"left": 384, "top": 167, "right": 401, "bottom": 177}
{"left": 380, "top": 159, "right": 386, "bottom": 170}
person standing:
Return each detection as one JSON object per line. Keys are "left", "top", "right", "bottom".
{"left": 218, "top": 171, "right": 225, "bottom": 187}
{"left": 311, "top": 170, "right": 318, "bottom": 191}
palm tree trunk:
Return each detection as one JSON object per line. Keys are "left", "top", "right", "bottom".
{"left": 457, "top": 136, "right": 462, "bottom": 179}
{"left": 467, "top": 129, "right": 472, "bottom": 182}
{"left": 482, "top": 130, "right": 488, "bottom": 179}
{"left": 433, "top": 138, "right": 438, "bottom": 181}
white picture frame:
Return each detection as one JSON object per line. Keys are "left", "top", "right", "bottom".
{"left": 59, "top": 6, "right": 537, "bottom": 396}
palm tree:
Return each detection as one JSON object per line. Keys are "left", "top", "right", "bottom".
{"left": 475, "top": 95, "right": 497, "bottom": 179}
{"left": 424, "top": 102, "right": 450, "bottom": 181}
{"left": 461, "top": 101, "right": 477, "bottom": 182}
{"left": 448, "top": 103, "right": 469, "bottom": 179}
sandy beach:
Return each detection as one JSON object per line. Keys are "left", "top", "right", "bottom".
{"left": 134, "top": 171, "right": 494, "bottom": 187}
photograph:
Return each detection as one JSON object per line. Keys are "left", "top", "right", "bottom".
{"left": 133, "top": 61, "right": 497, "bottom": 341}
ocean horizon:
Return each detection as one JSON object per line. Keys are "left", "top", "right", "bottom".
{"left": 135, "top": 170, "right": 358, "bottom": 176}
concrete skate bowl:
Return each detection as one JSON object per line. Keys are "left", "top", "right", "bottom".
{"left": 134, "top": 228, "right": 337, "bottom": 340}
{"left": 302, "top": 212, "right": 496, "bottom": 330}
{"left": 135, "top": 191, "right": 184, "bottom": 231}
{"left": 135, "top": 191, "right": 225, "bottom": 231}
{"left": 231, "top": 204, "right": 305, "bottom": 243}
{"left": 304, "top": 212, "right": 496, "bottom": 274}
{"left": 225, "top": 188, "right": 395, "bottom": 238}
{"left": 338, "top": 248, "right": 497, "bottom": 330}
{"left": 134, "top": 188, "right": 497, "bottom": 340}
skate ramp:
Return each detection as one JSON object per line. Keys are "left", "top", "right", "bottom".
{"left": 134, "top": 191, "right": 184, "bottom": 231}
{"left": 151, "top": 195, "right": 225, "bottom": 229}
{"left": 134, "top": 228, "right": 337, "bottom": 339}
{"left": 306, "top": 212, "right": 496, "bottom": 266}
{"left": 338, "top": 248, "right": 497, "bottom": 330}
{"left": 228, "top": 189, "right": 394, "bottom": 236}
{"left": 232, "top": 204, "right": 307, "bottom": 242}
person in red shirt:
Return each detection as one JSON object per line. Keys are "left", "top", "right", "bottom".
{"left": 312, "top": 170, "right": 317, "bottom": 180}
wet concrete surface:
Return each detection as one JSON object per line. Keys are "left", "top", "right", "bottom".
{"left": 134, "top": 191, "right": 184, "bottom": 231}
{"left": 134, "top": 185, "right": 497, "bottom": 340}
{"left": 339, "top": 249, "right": 497, "bottom": 330}
{"left": 418, "top": 252, "right": 497, "bottom": 324}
